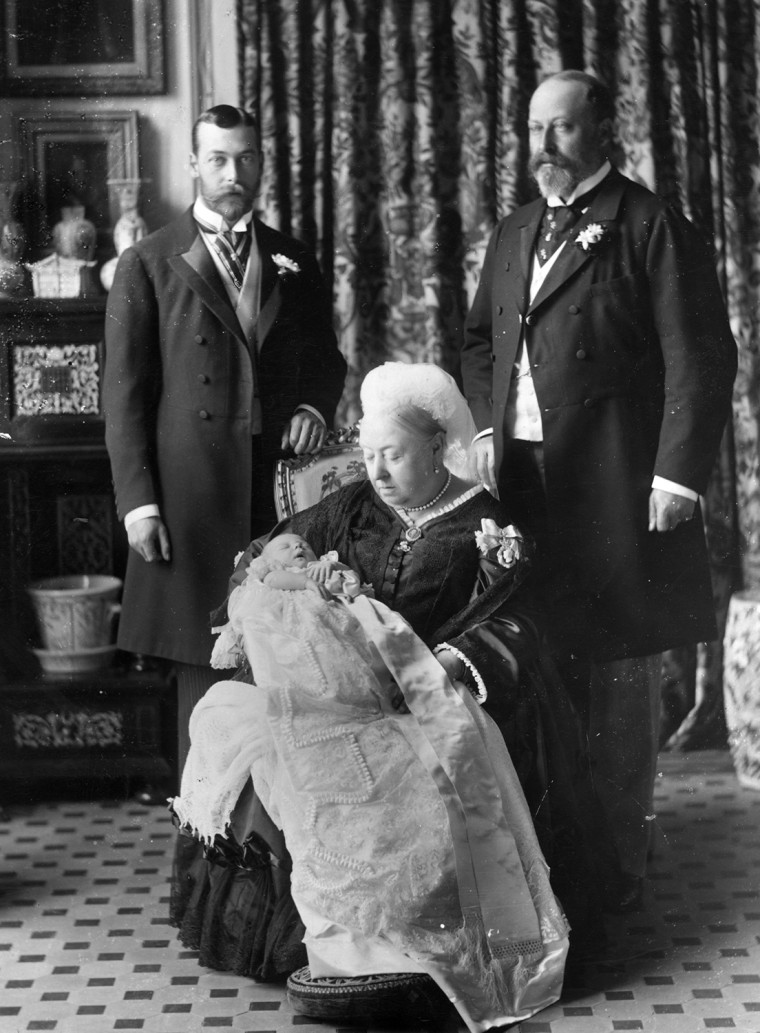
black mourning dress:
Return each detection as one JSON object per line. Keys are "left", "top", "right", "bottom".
{"left": 170, "top": 481, "right": 612, "bottom": 979}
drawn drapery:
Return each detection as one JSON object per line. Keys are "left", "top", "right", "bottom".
{"left": 238, "top": 0, "right": 759, "bottom": 747}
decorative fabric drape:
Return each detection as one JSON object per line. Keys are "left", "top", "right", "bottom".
{"left": 237, "top": 0, "right": 759, "bottom": 749}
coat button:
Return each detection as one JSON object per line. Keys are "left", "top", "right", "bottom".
{"left": 576, "top": 349, "right": 587, "bottom": 360}
{"left": 198, "top": 409, "right": 210, "bottom": 419}
{"left": 497, "top": 305, "right": 503, "bottom": 315}
{"left": 194, "top": 334, "right": 206, "bottom": 345}
{"left": 569, "top": 304, "right": 580, "bottom": 314}
{"left": 197, "top": 373, "right": 209, "bottom": 383}
{"left": 583, "top": 398, "right": 595, "bottom": 408}
{"left": 525, "top": 314, "right": 535, "bottom": 326}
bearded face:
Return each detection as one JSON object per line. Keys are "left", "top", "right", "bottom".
{"left": 528, "top": 78, "right": 609, "bottom": 200}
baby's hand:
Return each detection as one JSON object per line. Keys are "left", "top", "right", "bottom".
{"left": 305, "top": 577, "right": 332, "bottom": 600}
{"left": 306, "top": 558, "right": 337, "bottom": 584}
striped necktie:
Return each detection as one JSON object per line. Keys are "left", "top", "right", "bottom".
{"left": 212, "top": 227, "right": 251, "bottom": 290}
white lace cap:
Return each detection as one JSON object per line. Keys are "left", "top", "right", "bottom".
{"left": 360, "top": 362, "right": 478, "bottom": 482}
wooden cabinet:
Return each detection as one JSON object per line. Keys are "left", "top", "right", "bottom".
{"left": 0, "top": 297, "right": 107, "bottom": 447}
{"left": 1, "top": 298, "right": 176, "bottom": 797}
{"left": 0, "top": 666, "right": 175, "bottom": 801}
{"left": 0, "top": 298, "right": 121, "bottom": 645}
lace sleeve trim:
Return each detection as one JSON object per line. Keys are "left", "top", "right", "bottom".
{"left": 433, "top": 643, "right": 487, "bottom": 704}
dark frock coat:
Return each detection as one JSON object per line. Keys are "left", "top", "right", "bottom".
{"left": 461, "top": 168, "right": 737, "bottom": 662}
{"left": 103, "top": 209, "right": 346, "bottom": 666}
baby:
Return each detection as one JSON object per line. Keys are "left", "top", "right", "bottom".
{"left": 258, "top": 533, "right": 364, "bottom": 600}
{"left": 210, "top": 533, "right": 369, "bottom": 670}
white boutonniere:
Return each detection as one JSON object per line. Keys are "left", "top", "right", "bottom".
{"left": 474, "top": 518, "right": 525, "bottom": 569}
{"left": 574, "top": 223, "right": 607, "bottom": 253}
{"left": 272, "top": 253, "right": 300, "bottom": 277}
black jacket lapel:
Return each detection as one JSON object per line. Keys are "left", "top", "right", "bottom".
{"left": 252, "top": 221, "right": 283, "bottom": 349}
{"left": 168, "top": 217, "right": 247, "bottom": 345}
{"left": 518, "top": 198, "right": 545, "bottom": 284}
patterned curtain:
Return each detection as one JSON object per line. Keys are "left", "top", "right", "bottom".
{"left": 237, "top": 0, "right": 760, "bottom": 748}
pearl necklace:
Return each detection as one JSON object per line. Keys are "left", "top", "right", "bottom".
{"left": 403, "top": 470, "right": 452, "bottom": 514}
{"left": 397, "top": 470, "right": 452, "bottom": 550}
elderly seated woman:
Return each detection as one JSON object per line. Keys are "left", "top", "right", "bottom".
{"left": 170, "top": 363, "right": 611, "bottom": 1030}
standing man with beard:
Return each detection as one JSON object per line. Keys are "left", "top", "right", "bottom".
{"left": 103, "top": 105, "right": 346, "bottom": 772}
{"left": 461, "top": 71, "right": 736, "bottom": 912}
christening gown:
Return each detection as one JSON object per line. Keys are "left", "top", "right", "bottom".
{"left": 173, "top": 544, "right": 569, "bottom": 1031}
{"left": 170, "top": 481, "right": 612, "bottom": 1022}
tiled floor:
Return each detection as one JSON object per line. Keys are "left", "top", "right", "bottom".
{"left": 1, "top": 750, "right": 759, "bottom": 1033}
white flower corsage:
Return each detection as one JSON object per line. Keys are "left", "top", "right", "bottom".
{"left": 474, "top": 518, "right": 524, "bottom": 569}
{"left": 574, "top": 223, "right": 607, "bottom": 253}
{"left": 272, "top": 253, "right": 300, "bottom": 277}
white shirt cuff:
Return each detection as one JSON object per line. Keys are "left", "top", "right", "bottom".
{"left": 472, "top": 428, "right": 493, "bottom": 444}
{"left": 295, "top": 404, "right": 326, "bottom": 426}
{"left": 125, "top": 504, "right": 161, "bottom": 529}
{"left": 651, "top": 476, "right": 698, "bottom": 503}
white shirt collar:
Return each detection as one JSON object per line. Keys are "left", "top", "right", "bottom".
{"left": 193, "top": 196, "right": 253, "bottom": 233}
{"left": 546, "top": 160, "right": 611, "bottom": 207}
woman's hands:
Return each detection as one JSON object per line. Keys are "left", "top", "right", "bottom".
{"left": 389, "top": 681, "right": 410, "bottom": 714}
{"left": 435, "top": 648, "right": 466, "bottom": 683}
{"left": 390, "top": 650, "right": 468, "bottom": 716}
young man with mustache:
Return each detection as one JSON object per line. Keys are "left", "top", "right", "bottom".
{"left": 461, "top": 71, "right": 736, "bottom": 914}
{"left": 103, "top": 105, "right": 346, "bottom": 772}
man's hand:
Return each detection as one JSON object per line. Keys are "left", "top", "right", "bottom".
{"left": 281, "top": 412, "right": 327, "bottom": 455}
{"left": 471, "top": 435, "right": 496, "bottom": 492}
{"left": 127, "top": 516, "right": 171, "bottom": 563}
{"left": 648, "top": 488, "right": 696, "bottom": 532}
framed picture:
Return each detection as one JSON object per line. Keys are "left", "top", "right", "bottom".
{"left": 0, "top": 0, "right": 164, "bottom": 96}
{"left": 20, "top": 110, "right": 139, "bottom": 258}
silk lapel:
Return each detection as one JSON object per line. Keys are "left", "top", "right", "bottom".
{"left": 252, "top": 221, "right": 286, "bottom": 350}
{"left": 527, "top": 169, "right": 626, "bottom": 314}
{"left": 255, "top": 276, "right": 282, "bottom": 351}
{"left": 169, "top": 233, "right": 247, "bottom": 346}
{"left": 519, "top": 199, "right": 545, "bottom": 283}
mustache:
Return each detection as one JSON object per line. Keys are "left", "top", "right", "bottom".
{"left": 529, "top": 153, "right": 571, "bottom": 173}
{"left": 208, "top": 186, "right": 253, "bottom": 206}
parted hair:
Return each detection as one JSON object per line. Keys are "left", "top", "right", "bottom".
{"left": 191, "top": 105, "right": 260, "bottom": 154}
{"left": 383, "top": 404, "right": 446, "bottom": 443}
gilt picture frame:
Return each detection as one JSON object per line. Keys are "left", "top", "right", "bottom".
{"left": 0, "top": 0, "right": 164, "bottom": 96}
{"left": 20, "top": 110, "right": 139, "bottom": 258}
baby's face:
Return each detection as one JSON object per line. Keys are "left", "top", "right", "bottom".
{"left": 263, "top": 534, "right": 317, "bottom": 568}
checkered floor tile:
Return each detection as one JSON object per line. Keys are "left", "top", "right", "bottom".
{"left": 1, "top": 750, "right": 759, "bottom": 1032}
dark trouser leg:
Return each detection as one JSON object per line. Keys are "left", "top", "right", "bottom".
{"left": 251, "top": 434, "right": 278, "bottom": 538}
{"left": 175, "top": 662, "right": 219, "bottom": 774}
{"left": 175, "top": 437, "right": 275, "bottom": 774}
{"left": 587, "top": 653, "right": 662, "bottom": 878}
